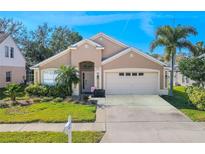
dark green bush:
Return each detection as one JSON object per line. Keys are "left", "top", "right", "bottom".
{"left": 186, "top": 86, "right": 205, "bottom": 110}
{"left": 53, "top": 97, "right": 64, "bottom": 102}
{"left": 25, "top": 84, "right": 48, "bottom": 97}
{"left": 45, "top": 85, "right": 67, "bottom": 98}
{"left": 4, "top": 83, "right": 21, "bottom": 102}
{"left": 83, "top": 95, "right": 89, "bottom": 102}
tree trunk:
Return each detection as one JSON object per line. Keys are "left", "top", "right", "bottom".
{"left": 169, "top": 53, "right": 175, "bottom": 96}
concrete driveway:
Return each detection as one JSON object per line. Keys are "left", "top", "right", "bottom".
{"left": 95, "top": 95, "right": 205, "bottom": 143}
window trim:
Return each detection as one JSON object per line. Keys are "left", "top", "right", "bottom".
{"left": 6, "top": 71, "right": 12, "bottom": 82}
{"left": 132, "top": 72, "right": 138, "bottom": 76}
{"left": 125, "top": 72, "right": 131, "bottom": 76}
{"left": 138, "top": 72, "right": 144, "bottom": 76}
{"left": 10, "top": 47, "right": 14, "bottom": 58}
{"left": 5, "top": 46, "right": 9, "bottom": 58}
{"left": 119, "top": 72, "right": 124, "bottom": 76}
{"left": 41, "top": 69, "right": 58, "bottom": 85}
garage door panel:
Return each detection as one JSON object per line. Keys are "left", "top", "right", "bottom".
{"left": 105, "top": 72, "right": 158, "bottom": 95}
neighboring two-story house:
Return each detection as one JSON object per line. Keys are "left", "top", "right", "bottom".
{"left": 0, "top": 32, "right": 26, "bottom": 88}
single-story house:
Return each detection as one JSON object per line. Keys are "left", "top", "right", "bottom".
{"left": 31, "top": 33, "right": 168, "bottom": 95}
{"left": 0, "top": 32, "right": 26, "bottom": 88}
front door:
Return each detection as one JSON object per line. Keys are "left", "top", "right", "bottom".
{"left": 81, "top": 71, "right": 94, "bottom": 93}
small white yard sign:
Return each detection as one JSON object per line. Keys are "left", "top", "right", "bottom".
{"left": 64, "top": 115, "right": 72, "bottom": 143}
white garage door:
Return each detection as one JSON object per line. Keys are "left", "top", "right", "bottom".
{"left": 105, "top": 72, "right": 159, "bottom": 95}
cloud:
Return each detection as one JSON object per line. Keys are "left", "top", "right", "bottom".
{"left": 64, "top": 12, "right": 157, "bottom": 36}
{"left": 138, "top": 12, "right": 156, "bottom": 36}
{"left": 23, "top": 12, "right": 157, "bottom": 35}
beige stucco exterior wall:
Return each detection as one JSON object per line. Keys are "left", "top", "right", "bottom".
{"left": 36, "top": 44, "right": 102, "bottom": 84}
{"left": 92, "top": 36, "right": 127, "bottom": 60}
{"left": 70, "top": 43, "right": 102, "bottom": 67}
{"left": 102, "top": 51, "right": 164, "bottom": 89}
{"left": 0, "top": 66, "right": 26, "bottom": 87}
{"left": 36, "top": 51, "right": 71, "bottom": 83}
{"left": 40, "top": 52, "right": 71, "bottom": 70}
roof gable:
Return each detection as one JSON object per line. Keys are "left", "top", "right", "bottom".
{"left": 31, "top": 48, "right": 70, "bottom": 69}
{"left": 91, "top": 32, "right": 128, "bottom": 48}
{"left": 102, "top": 47, "right": 166, "bottom": 66}
{"left": 71, "top": 39, "right": 104, "bottom": 49}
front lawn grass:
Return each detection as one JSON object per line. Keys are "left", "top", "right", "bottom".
{"left": 0, "top": 102, "right": 96, "bottom": 123}
{"left": 0, "top": 131, "right": 104, "bottom": 143}
{"left": 162, "top": 86, "right": 205, "bottom": 121}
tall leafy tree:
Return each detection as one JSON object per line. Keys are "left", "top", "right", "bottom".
{"left": 0, "top": 18, "right": 27, "bottom": 48}
{"left": 50, "top": 26, "right": 82, "bottom": 54}
{"left": 150, "top": 25, "right": 197, "bottom": 96}
{"left": 23, "top": 23, "right": 53, "bottom": 66}
{"left": 179, "top": 57, "right": 205, "bottom": 87}
{"left": 56, "top": 65, "right": 80, "bottom": 96}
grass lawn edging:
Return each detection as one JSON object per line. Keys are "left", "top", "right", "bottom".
{"left": 0, "top": 131, "right": 104, "bottom": 143}
{"left": 162, "top": 86, "right": 205, "bottom": 122}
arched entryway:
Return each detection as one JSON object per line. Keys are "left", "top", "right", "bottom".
{"left": 79, "top": 61, "right": 94, "bottom": 94}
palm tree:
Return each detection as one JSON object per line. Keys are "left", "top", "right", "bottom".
{"left": 150, "top": 25, "right": 197, "bottom": 96}
{"left": 4, "top": 83, "right": 21, "bottom": 102}
{"left": 188, "top": 41, "right": 205, "bottom": 57}
{"left": 56, "top": 65, "right": 80, "bottom": 96}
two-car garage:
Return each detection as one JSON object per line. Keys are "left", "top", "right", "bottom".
{"left": 101, "top": 48, "right": 168, "bottom": 95}
{"left": 104, "top": 69, "right": 159, "bottom": 95}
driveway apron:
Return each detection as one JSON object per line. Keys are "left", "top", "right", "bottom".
{"left": 96, "top": 95, "right": 205, "bottom": 143}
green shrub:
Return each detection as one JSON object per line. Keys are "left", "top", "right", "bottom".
{"left": 83, "top": 95, "right": 89, "bottom": 102}
{"left": 186, "top": 86, "right": 205, "bottom": 110}
{"left": 25, "top": 84, "right": 48, "bottom": 97}
{"left": 196, "top": 103, "right": 205, "bottom": 111}
{"left": 40, "top": 97, "right": 54, "bottom": 102}
{"left": 0, "top": 102, "right": 9, "bottom": 108}
{"left": 53, "top": 97, "right": 64, "bottom": 102}
{"left": 45, "top": 85, "right": 67, "bottom": 98}
{"left": 32, "top": 98, "right": 41, "bottom": 103}
{"left": 4, "top": 83, "right": 21, "bottom": 102}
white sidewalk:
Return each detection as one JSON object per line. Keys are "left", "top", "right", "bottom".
{"left": 0, "top": 122, "right": 105, "bottom": 132}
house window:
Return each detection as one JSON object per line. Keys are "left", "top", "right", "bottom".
{"left": 5, "top": 46, "right": 9, "bottom": 57}
{"left": 42, "top": 70, "right": 58, "bottom": 85}
{"left": 132, "top": 72, "right": 138, "bottom": 76}
{"left": 125, "top": 72, "right": 131, "bottom": 76}
{"left": 6, "top": 72, "right": 11, "bottom": 82}
{"left": 10, "top": 47, "right": 14, "bottom": 58}
{"left": 139, "top": 73, "right": 144, "bottom": 76}
{"left": 119, "top": 72, "right": 124, "bottom": 76}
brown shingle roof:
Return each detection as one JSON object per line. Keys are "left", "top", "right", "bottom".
{"left": 0, "top": 31, "right": 9, "bottom": 44}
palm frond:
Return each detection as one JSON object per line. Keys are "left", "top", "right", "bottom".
{"left": 175, "top": 25, "right": 198, "bottom": 39}
{"left": 156, "top": 25, "right": 174, "bottom": 40}
{"left": 150, "top": 38, "right": 170, "bottom": 52}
